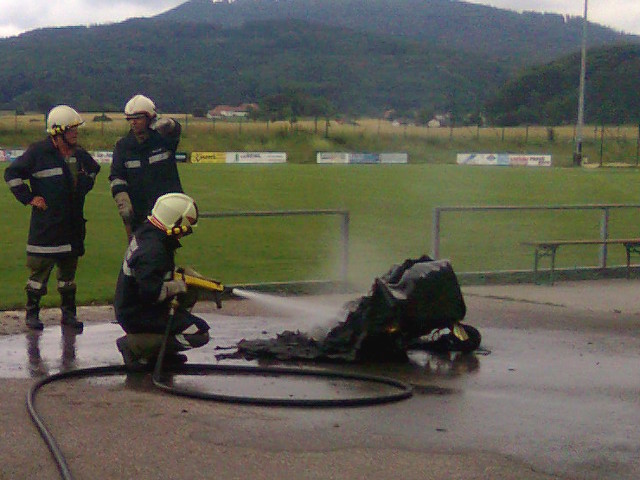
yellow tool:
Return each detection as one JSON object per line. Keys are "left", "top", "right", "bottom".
{"left": 174, "top": 267, "right": 227, "bottom": 308}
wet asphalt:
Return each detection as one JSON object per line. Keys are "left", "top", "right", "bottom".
{"left": 1, "top": 279, "right": 639, "bottom": 479}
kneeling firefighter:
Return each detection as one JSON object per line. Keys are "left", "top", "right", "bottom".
{"left": 114, "top": 193, "right": 211, "bottom": 370}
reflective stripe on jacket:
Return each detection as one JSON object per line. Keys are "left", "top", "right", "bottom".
{"left": 114, "top": 222, "right": 181, "bottom": 334}
{"left": 4, "top": 137, "right": 100, "bottom": 257}
{"left": 109, "top": 125, "right": 183, "bottom": 229}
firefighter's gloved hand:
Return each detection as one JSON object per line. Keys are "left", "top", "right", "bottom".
{"left": 159, "top": 279, "right": 187, "bottom": 302}
{"left": 114, "top": 191, "right": 134, "bottom": 224}
{"left": 151, "top": 117, "right": 175, "bottom": 135}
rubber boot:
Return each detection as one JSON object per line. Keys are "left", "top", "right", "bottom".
{"left": 117, "top": 336, "right": 144, "bottom": 371}
{"left": 117, "top": 334, "right": 188, "bottom": 371}
{"left": 25, "top": 291, "right": 44, "bottom": 330}
{"left": 116, "top": 335, "right": 155, "bottom": 372}
{"left": 60, "top": 289, "right": 83, "bottom": 332}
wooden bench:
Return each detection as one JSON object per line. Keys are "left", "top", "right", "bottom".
{"left": 521, "top": 238, "right": 640, "bottom": 284}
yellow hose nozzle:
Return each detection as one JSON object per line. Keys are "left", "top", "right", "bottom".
{"left": 174, "top": 268, "right": 225, "bottom": 292}
{"left": 179, "top": 273, "right": 224, "bottom": 292}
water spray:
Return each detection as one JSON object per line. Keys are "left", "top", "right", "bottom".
{"left": 231, "top": 288, "right": 346, "bottom": 339}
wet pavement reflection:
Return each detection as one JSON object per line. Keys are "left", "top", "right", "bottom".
{"left": 0, "top": 314, "right": 489, "bottom": 405}
{"left": 26, "top": 327, "right": 80, "bottom": 377}
{"left": 0, "top": 314, "right": 489, "bottom": 386}
{"left": 1, "top": 310, "right": 639, "bottom": 479}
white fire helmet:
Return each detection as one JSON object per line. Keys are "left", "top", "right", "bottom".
{"left": 46, "top": 105, "right": 84, "bottom": 136}
{"left": 148, "top": 193, "right": 199, "bottom": 236}
{"left": 124, "top": 94, "right": 157, "bottom": 119}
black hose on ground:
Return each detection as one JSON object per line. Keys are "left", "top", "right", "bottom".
{"left": 149, "top": 312, "right": 413, "bottom": 407}
{"left": 153, "top": 363, "right": 414, "bottom": 406}
{"left": 26, "top": 365, "right": 128, "bottom": 480}
{"left": 27, "top": 354, "right": 413, "bottom": 480}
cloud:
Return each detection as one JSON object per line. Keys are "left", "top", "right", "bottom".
{"left": 0, "top": 0, "right": 185, "bottom": 37}
{"left": 466, "top": 1, "right": 640, "bottom": 34}
{"left": 593, "top": 3, "right": 640, "bottom": 34}
{"left": 1, "top": 0, "right": 639, "bottom": 38}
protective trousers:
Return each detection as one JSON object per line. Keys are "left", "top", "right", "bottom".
{"left": 117, "top": 309, "right": 210, "bottom": 369}
{"left": 25, "top": 255, "right": 82, "bottom": 330}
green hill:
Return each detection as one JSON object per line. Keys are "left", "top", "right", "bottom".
{"left": 0, "top": 18, "right": 505, "bottom": 115}
{"left": 158, "top": 0, "right": 637, "bottom": 69}
{"left": 0, "top": 0, "right": 638, "bottom": 118}
{"left": 485, "top": 44, "right": 640, "bottom": 125}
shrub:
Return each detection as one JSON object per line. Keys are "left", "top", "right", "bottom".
{"left": 93, "top": 114, "right": 112, "bottom": 122}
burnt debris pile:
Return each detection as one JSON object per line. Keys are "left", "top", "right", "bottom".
{"left": 235, "top": 255, "right": 481, "bottom": 363}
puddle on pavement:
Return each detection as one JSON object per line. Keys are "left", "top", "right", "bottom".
{"left": 0, "top": 311, "right": 485, "bottom": 402}
{"left": 167, "top": 371, "right": 406, "bottom": 401}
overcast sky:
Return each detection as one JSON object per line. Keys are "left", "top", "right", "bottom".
{"left": 1, "top": 1, "right": 639, "bottom": 38}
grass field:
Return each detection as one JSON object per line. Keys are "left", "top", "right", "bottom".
{"left": 2, "top": 161, "right": 640, "bottom": 310}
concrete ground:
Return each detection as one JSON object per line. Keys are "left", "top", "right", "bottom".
{"left": 0, "top": 279, "right": 639, "bottom": 480}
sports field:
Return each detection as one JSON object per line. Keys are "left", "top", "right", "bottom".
{"left": 2, "top": 162, "right": 640, "bottom": 309}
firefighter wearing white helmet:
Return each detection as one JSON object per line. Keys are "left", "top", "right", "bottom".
{"left": 148, "top": 192, "right": 198, "bottom": 236}
{"left": 124, "top": 94, "right": 157, "bottom": 120}
{"left": 109, "top": 94, "right": 183, "bottom": 241}
{"left": 4, "top": 105, "right": 100, "bottom": 331}
{"left": 114, "top": 193, "right": 210, "bottom": 370}
{"left": 46, "top": 105, "right": 84, "bottom": 136}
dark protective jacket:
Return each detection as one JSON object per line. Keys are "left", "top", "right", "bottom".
{"left": 109, "top": 124, "right": 183, "bottom": 229}
{"left": 4, "top": 137, "right": 100, "bottom": 257}
{"left": 114, "top": 222, "right": 182, "bottom": 334}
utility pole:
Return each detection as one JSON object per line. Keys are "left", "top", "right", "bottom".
{"left": 574, "top": 0, "right": 588, "bottom": 166}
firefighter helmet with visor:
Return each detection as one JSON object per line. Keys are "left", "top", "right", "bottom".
{"left": 46, "top": 105, "right": 84, "bottom": 136}
{"left": 148, "top": 193, "right": 198, "bottom": 236}
{"left": 124, "top": 94, "right": 157, "bottom": 120}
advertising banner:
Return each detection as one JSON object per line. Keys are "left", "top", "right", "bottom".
{"left": 457, "top": 153, "right": 551, "bottom": 167}
{"left": 456, "top": 153, "right": 507, "bottom": 166}
{"left": 7, "top": 149, "right": 24, "bottom": 161}
{"left": 350, "top": 153, "right": 380, "bottom": 164}
{"left": 191, "top": 152, "right": 227, "bottom": 164}
{"left": 509, "top": 155, "right": 552, "bottom": 167}
{"left": 379, "top": 153, "right": 409, "bottom": 164}
{"left": 316, "top": 152, "right": 350, "bottom": 164}
{"left": 91, "top": 151, "right": 113, "bottom": 164}
{"left": 226, "top": 152, "right": 287, "bottom": 164}
{"left": 0, "top": 149, "right": 25, "bottom": 161}
{"left": 317, "top": 152, "right": 408, "bottom": 164}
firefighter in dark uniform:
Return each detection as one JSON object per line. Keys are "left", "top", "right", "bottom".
{"left": 4, "top": 105, "right": 100, "bottom": 331}
{"left": 115, "top": 193, "right": 210, "bottom": 370}
{"left": 109, "top": 94, "right": 183, "bottom": 240}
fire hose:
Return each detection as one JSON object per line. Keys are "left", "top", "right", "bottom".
{"left": 26, "top": 274, "right": 414, "bottom": 480}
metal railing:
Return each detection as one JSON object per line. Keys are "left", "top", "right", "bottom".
{"left": 432, "top": 204, "right": 640, "bottom": 269}
{"left": 200, "top": 209, "right": 350, "bottom": 284}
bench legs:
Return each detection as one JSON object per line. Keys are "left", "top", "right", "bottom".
{"left": 624, "top": 243, "right": 640, "bottom": 279}
{"left": 530, "top": 242, "right": 640, "bottom": 284}
{"left": 626, "top": 245, "right": 631, "bottom": 279}
{"left": 534, "top": 245, "right": 558, "bottom": 285}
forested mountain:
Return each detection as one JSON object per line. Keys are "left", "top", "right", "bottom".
{"left": 157, "top": 0, "right": 637, "bottom": 68}
{"left": 485, "top": 44, "right": 640, "bottom": 125}
{"left": 0, "top": 18, "right": 505, "bottom": 115}
{"left": 0, "top": 0, "right": 637, "bottom": 120}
